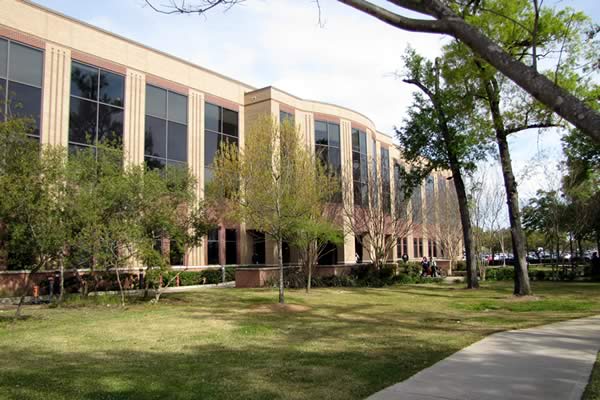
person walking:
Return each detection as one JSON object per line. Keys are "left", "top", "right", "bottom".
{"left": 430, "top": 257, "right": 438, "bottom": 277}
{"left": 402, "top": 253, "right": 409, "bottom": 264}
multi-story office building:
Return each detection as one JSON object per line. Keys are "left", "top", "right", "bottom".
{"left": 0, "top": 0, "right": 455, "bottom": 268}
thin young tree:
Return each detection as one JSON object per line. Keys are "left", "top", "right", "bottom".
{"left": 208, "top": 115, "right": 336, "bottom": 304}
{"left": 342, "top": 154, "right": 413, "bottom": 271}
{"left": 396, "top": 49, "right": 492, "bottom": 289}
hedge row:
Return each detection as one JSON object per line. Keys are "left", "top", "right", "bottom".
{"left": 274, "top": 263, "right": 444, "bottom": 289}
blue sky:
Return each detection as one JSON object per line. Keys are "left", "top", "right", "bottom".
{"left": 32, "top": 0, "right": 599, "bottom": 206}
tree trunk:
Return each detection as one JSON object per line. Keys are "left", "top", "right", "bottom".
{"left": 450, "top": 166, "right": 479, "bottom": 289}
{"left": 306, "top": 258, "right": 312, "bottom": 294}
{"left": 115, "top": 268, "right": 125, "bottom": 307}
{"left": 478, "top": 71, "right": 531, "bottom": 296}
{"left": 58, "top": 255, "right": 65, "bottom": 304}
{"left": 278, "top": 238, "right": 285, "bottom": 304}
{"left": 495, "top": 132, "right": 531, "bottom": 295}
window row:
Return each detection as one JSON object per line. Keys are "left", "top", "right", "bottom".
{"left": 0, "top": 38, "right": 43, "bottom": 138}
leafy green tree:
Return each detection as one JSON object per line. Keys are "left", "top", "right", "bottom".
{"left": 208, "top": 115, "right": 337, "bottom": 303}
{"left": 0, "top": 119, "right": 70, "bottom": 316}
{"left": 66, "top": 145, "right": 211, "bottom": 305}
{"left": 440, "top": 0, "right": 597, "bottom": 295}
{"left": 522, "top": 189, "right": 568, "bottom": 268}
{"left": 396, "top": 48, "right": 491, "bottom": 289}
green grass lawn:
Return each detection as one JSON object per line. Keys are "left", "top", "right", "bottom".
{"left": 1, "top": 281, "right": 599, "bottom": 400}
{"left": 584, "top": 352, "right": 600, "bottom": 400}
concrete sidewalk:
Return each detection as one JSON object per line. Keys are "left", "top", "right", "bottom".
{"left": 367, "top": 315, "right": 600, "bottom": 400}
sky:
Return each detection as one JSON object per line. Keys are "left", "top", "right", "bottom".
{"left": 32, "top": 0, "right": 599, "bottom": 210}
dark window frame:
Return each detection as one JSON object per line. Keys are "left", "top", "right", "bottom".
{"left": 352, "top": 128, "right": 369, "bottom": 207}
{"left": 0, "top": 37, "right": 44, "bottom": 139}
{"left": 204, "top": 102, "right": 239, "bottom": 181}
{"left": 144, "top": 84, "right": 188, "bottom": 169}
{"left": 69, "top": 60, "right": 125, "bottom": 153}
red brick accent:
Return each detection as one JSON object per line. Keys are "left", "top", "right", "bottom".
{"left": 205, "top": 94, "right": 240, "bottom": 112}
{"left": 71, "top": 50, "right": 126, "bottom": 74}
{"left": 314, "top": 113, "right": 341, "bottom": 124}
{"left": 279, "top": 103, "right": 295, "bottom": 115}
{"left": 146, "top": 73, "right": 188, "bottom": 95}
{"left": 351, "top": 122, "right": 368, "bottom": 132}
{"left": 0, "top": 25, "right": 45, "bottom": 49}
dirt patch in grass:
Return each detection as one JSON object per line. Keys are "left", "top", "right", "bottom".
{"left": 250, "top": 303, "right": 311, "bottom": 313}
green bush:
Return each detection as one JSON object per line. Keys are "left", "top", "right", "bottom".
{"left": 401, "top": 261, "right": 422, "bottom": 276}
{"left": 454, "top": 261, "right": 466, "bottom": 271}
{"left": 486, "top": 268, "right": 514, "bottom": 281}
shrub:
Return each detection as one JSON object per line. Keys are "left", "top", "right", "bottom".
{"left": 454, "top": 261, "right": 466, "bottom": 271}
{"left": 401, "top": 261, "right": 422, "bottom": 276}
{"left": 486, "top": 268, "right": 514, "bottom": 281}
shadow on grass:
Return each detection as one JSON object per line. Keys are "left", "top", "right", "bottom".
{"left": 0, "top": 339, "right": 456, "bottom": 400}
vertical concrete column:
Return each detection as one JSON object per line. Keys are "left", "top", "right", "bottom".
{"left": 123, "top": 69, "right": 145, "bottom": 166}
{"left": 340, "top": 119, "right": 355, "bottom": 264}
{"left": 187, "top": 89, "right": 205, "bottom": 266}
{"left": 295, "top": 111, "right": 314, "bottom": 152}
{"left": 41, "top": 43, "right": 70, "bottom": 147}
{"left": 237, "top": 105, "right": 247, "bottom": 265}
{"left": 265, "top": 239, "right": 278, "bottom": 265}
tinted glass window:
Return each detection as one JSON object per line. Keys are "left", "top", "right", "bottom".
{"left": 226, "top": 241, "right": 237, "bottom": 265}
{"left": 167, "top": 121, "right": 187, "bottom": 162}
{"left": 144, "top": 115, "right": 167, "bottom": 158}
{"left": 219, "top": 134, "right": 238, "bottom": 150}
{"left": 99, "top": 70, "right": 124, "bottom": 107}
{"left": 0, "top": 39, "right": 6, "bottom": 78}
{"left": 69, "top": 97, "right": 97, "bottom": 145}
{"left": 204, "top": 131, "right": 219, "bottom": 167}
{"left": 7, "top": 81, "right": 41, "bottom": 135}
{"left": 98, "top": 104, "right": 123, "bottom": 145}
{"left": 146, "top": 156, "right": 166, "bottom": 171}
{"left": 316, "top": 145, "right": 327, "bottom": 167}
{"left": 205, "top": 103, "right": 220, "bottom": 132}
{"left": 222, "top": 108, "right": 238, "bottom": 137}
{"left": 207, "top": 242, "right": 219, "bottom": 265}
{"left": 168, "top": 91, "right": 187, "bottom": 124}
{"left": 226, "top": 229, "right": 236, "bottom": 242}
{"left": 0, "top": 77, "right": 5, "bottom": 116}
{"left": 204, "top": 103, "right": 238, "bottom": 182}
{"left": 352, "top": 129, "right": 359, "bottom": 152}
{"left": 146, "top": 85, "right": 167, "bottom": 119}
{"left": 329, "top": 147, "right": 341, "bottom": 172}
{"left": 359, "top": 131, "right": 367, "bottom": 153}
{"left": 9, "top": 43, "right": 42, "bottom": 87}
{"left": 315, "top": 121, "right": 327, "bottom": 145}
{"left": 328, "top": 123, "right": 340, "bottom": 147}
{"left": 71, "top": 62, "right": 98, "bottom": 100}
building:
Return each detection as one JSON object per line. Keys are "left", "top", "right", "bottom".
{"left": 0, "top": 0, "right": 457, "bottom": 270}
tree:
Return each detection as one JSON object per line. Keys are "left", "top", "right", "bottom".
{"left": 145, "top": 0, "right": 600, "bottom": 143}
{"left": 467, "top": 166, "right": 506, "bottom": 276}
{"left": 439, "top": 0, "right": 598, "bottom": 295}
{"left": 208, "top": 115, "right": 337, "bottom": 304}
{"left": 0, "top": 119, "right": 70, "bottom": 317}
{"left": 66, "top": 145, "right": 211, "bottom": 306}
{"left": 396, "top": 48, "right": 490, "bottom": 289}
{"left": 291, "top": 215, "right": 343, "bottom": 294}
{"left": 427, "top": 175, "right": 463, "bottom": 274}
{"left": 342, "top": 153, "right": 413, "bottom": 271}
